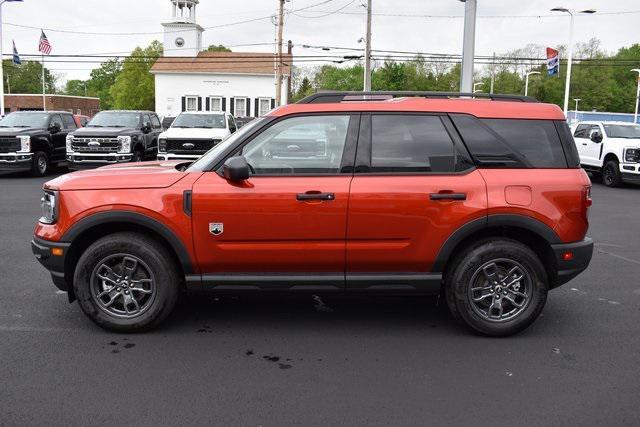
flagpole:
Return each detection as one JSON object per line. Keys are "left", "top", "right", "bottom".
{"left": 41, "top": 52, "right": 45, "bottom": 111}
{"left": 0, "top": 2, "right": 5, "bottom": 116}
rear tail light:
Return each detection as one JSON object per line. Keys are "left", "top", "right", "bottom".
{"left": 584, "top": 186, "right": 593, "bottom": 208}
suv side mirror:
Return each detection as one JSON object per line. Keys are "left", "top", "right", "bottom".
{"left": 142, "top": 123, "right": 152, "bottom": 134}
{"left": 49, "top": 123, "right": 61, "bottom": 134}
{"left": 590, "top": 131, "right": 603, "bottom": 143}
{"left": 222, "top": 156, "right": 250, "bottom": 181}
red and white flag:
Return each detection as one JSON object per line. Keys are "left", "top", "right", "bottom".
{"left": 39, "top": 30, "right": 52, "bottom": 55}
{"left": 546, "top": 47, "right": 559, "bottom": 76}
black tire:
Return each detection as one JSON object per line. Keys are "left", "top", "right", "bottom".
{"left": 602, "top": 159, "right": 622, "bottom": 187}
{"left": 30, "top": 151, "right": 49, "bottom": 177}
{"left": 445, "top": 238, "right": 548, "bottom": 337}
{"left": 73, "top": 232, "right": 180, "bottom": 332}
{"left": 132, "top": 150, "right": 143, "bottom": 163}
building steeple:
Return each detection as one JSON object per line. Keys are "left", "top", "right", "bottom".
{"left": 162, "top": 0, "right": 204, "bottom": 57}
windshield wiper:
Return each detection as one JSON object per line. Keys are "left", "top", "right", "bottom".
{"left": 87, "top": 125, "right": 103, "bottom": 127}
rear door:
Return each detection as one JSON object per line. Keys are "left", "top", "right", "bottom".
{"left": 573, "top": 124, "right": 590, "bottom": 163}
{"left": 345, "top": 113, "right": 487, "bottom": 291}
{"left": 191, "top": 113, "right": 359, "bottom": 289}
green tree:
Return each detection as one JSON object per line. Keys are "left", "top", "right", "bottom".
{"left": 86, "top": 59, "right": 122, "bottom": 110}
{"left": 3, "top": 60, "right": 56, "bottom": 94}
{"left": 206, "top": 44, "right": 231, "bottom": 52}
{"left": 292, "top": 76, "right": 313, "bottom": 102}
{"left": 65, "top": 79, "right": 87, "bottom": 97}
{"left": 110, "top": 41, "right": 163, "bottom": 110}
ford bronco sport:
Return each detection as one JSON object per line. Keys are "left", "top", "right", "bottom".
{"left": 32, "top": 91, "right": 593, "bottom": 336}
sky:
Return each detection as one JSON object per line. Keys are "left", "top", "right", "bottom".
{"left": 1, "top": 0, "right": 639, "bottom": 86}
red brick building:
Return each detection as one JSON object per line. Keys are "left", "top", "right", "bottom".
{"left": 3, "top": 94, "right": 100, "bottom": 116}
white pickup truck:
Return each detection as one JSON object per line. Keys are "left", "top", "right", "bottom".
{"left": 572, "top": 121, "right": 640, "bottom": 187}
{"left": 157, "top": 111, "right": 237, "bottom": 162}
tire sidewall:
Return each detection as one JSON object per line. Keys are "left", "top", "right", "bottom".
{"left": 447, "top": 239, "right": 548, "bottom": 336}
{"left": 73, "top": 234, "right": 178, "bottom": 332}
{"left": 31, "top": 151, "right": 48, "bottom": 177}
{"left": 603, "top": 160, "right": 621, "bottom": 187}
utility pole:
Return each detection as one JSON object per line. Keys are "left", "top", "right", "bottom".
{"left": 459, "top": 0, "right": 477, "bottom": 93}
{"left": 363, "top": 0, "right": 372, "bottom": 91}
{"left": 275, "top": 0, "right": 285, "bottom": 106}
{"left": 490, "top": 52, "right": 495, "bottom": 94}
{"left": 632, "top": 69, "right": 640, "bottom": 124}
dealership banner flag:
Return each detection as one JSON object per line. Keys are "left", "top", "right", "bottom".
{"left": 547, "top": 47, "right": 559, "bottom": 76}
{"left": 12, "top": 40, "right": 21, "bottom": 65}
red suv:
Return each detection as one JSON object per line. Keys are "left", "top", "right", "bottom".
{"left": 31, "top": 92, "right": 593, "bottom": 336}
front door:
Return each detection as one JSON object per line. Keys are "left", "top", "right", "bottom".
{"left": 345, "top": 113, "right": 487, "bottom": 290}
{"left": 48, "top": 114, "right": 67, "bottom": 162}
{"left": 191, "top": 114, "right": 359, "bottom": 289}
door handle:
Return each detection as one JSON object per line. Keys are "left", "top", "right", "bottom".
{"left": 296, "top": 191, "right": 335, "bottom": 201}
{"left": 430, "top": 192, "right": 467, "bottom": 201}
{"left": 582, "top": 143, "right": 588, "bottom": 146}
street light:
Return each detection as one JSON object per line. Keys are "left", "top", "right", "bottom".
{"left": 631, "top": 69, "right": 640, "bottom": 124}
{"left": 0, "top": 0, "right": 24, "bottom": 117}
{"left": 550, "top": 6, "right": 596, "bottom": 117}
{"left": 573, "top": 98, "right": 581, "bottom": 124}
{"left": 524, "top": 71, "right": 540, "bottom": 97}
{"left": 473, "top": 82, "right": 483, "bottom": 93}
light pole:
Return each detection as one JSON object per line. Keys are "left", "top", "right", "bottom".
{"left": 551, "top": 6, "right": 596, "bottom": 117}
{"left": 631, "top": 69, "right": 640, "bottom": 124}
{"left": 573, "top": 98, "right": 581, "bottom": 124}
{"left": 473, "top": 82, "right": 483, "bottom": 93}
{"left": 524, "top": 71, "right": 540, "bottom": 97}
{"left": 0, "top": 0, "right": 24, "bottom": 116}
{"left": 459, "top": 0, "right": 477, "bottom": 93}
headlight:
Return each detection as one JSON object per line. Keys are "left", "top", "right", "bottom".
{"left": 158, "top": 138, "right": 166, "bottom": 153}
{"left": 66, "top": 134, "right": 74, "bottom": 153}
{"left": 17, "top": 135, "right": 30, "bottom": 153}
{"left": 117, "top": 136, "right": 132, "bottom": 153}
{"left": 39, "top": 190, "right": 58, "bottom": 224}
{"left": 624, "top": 148, "right": 639, "bottom": 163}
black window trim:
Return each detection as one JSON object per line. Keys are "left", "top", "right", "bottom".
{"left": 209, "top": 112, "right": 362, "bottom": 178}
{"left": 353, "top": 111, "right": 477, "bottom": 176}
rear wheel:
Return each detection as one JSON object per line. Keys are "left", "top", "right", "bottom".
{"left": 73, "top": 232, "right": 180, "bottom": 332}
{"left": 602, "top": 159, "right": 622, "bottom": 187}
{"left": 445, "top": 239, "right": 548, "bottom": 336}
{"left": 30, "top": 151, "right": 49, "bottom": 176}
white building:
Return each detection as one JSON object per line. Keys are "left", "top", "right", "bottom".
{"left": 152, "top": 0, "right": 291, "bottom": 119}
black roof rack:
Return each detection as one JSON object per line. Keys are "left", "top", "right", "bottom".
{"left": 296, "top": 91, "right": 539, "bottom": 104}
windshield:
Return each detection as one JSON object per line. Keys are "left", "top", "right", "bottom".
{"left": 0, "top": 112, "right": 49, "bottom": 128}
{"left": 603, "top": 124, "right": 640, "bottom": 139}
{"left": 87, "top": 112, "right": 140, "bottom": 128}
{"left": 172, "top": 113, "right": 226, "bottom": 129}
{"left": 187, "top": 118, "right": 265, "bottom": 172}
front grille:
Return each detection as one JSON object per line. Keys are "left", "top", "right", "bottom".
{"left": 165, "top": 139, "right": 220, "bottom": 155}
{"left": 0, "top": 137, "right": 20, "bottom": 153}
{"left": 71, "top": 137, "right": 120, "bottom": 153}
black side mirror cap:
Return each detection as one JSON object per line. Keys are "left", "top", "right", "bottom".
{"left": 591, "top": 132, "right": 603, "bottom": 143}
{"left": 49, "top": 124, "right": 60, "bottom": 133}
{"left": 222, "top": 156, "right": 250, "bottom": 181}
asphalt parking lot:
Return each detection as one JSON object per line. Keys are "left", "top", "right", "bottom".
{"left": 1, "top": 170, "right": 639, "bottom": 426}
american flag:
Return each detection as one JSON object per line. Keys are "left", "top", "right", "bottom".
{"left": 39, "top": 30, "right": 52, "bottom": 55}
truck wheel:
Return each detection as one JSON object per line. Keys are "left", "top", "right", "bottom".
{"left": 73, "top": 232, "right": 180, "bottom": 332}
{"left": 445, "top": 238, "right": 548, "bottom": 337}
{"left": 602, "top": 160, "right": 622, "bottom": 187}
{"left": 30, "top": 151, "right": 49, "bottom": 176}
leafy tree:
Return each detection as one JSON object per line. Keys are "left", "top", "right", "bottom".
{"left": 65, "top": 79, "right": 87, "bottom": 97}
{"left": 110, "top": 41, "right": 163, "bottom": 110}
{"left": 206, "top": 44, "right": 231, "bottom": 52}
{"left": 2, "top": 60, "right": 56, "bottom": 94}
{"left": 292, "top": 76, "right": 313, "bottom": 102}
{"left": 86, "top": 59, "right": 122, "bottom": 110}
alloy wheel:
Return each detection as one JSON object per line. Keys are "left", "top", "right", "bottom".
{"left": 603, "top": 164, "right": 614, "bottom": 185}
{"left": 90, "top": 254, "right": 156, "bottom": 319}
{"left": 37, "top": 155, "right": 47, "bottom": 175}
{"left": 468, "top": 258, "right": 532, "bottom": 322}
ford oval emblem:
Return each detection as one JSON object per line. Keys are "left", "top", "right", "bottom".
{"left": 88, "top": 141, "right": 101, "bottom": 146}
{"left": 182, "top": 143, "right": 195, "bottom": 149}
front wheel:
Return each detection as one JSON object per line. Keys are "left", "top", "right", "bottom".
{"left": 602, "top": 160, "right": 622, "bottom": 187}
{"left": 445, "top": 239, "right": 548, "bottom": 336}
{"left": 30, "top": 151, "right": 49, "bottom": 176}
{"left": 73, "top": 232, "right": 180, "bottom": 332}
{"left": 132, "top": 150, "right": 143, "bottom": 163}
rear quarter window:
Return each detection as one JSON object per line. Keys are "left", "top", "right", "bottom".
{"left": 451, "top": 115, "right": 569, "bottom": 168}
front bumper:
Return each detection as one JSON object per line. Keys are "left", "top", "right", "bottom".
{"left": 0, "top": 152, "right": 32, "bottom": 171}
{"left": 550, "top": 237, "right": 594, "bottom": 288}
{"left": 157, "top": 153, "right": 202, "bottom": 161}
{"left": 67, "top": 152, "right": 132, "bottom": 170}
{"left": 31, "top": 236, "right": 71, "bottom": 294}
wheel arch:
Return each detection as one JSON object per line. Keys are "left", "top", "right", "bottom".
{"left": 31, "top": 137, "right": 53, "bottom": 154}
{"left": 62, "top": 211, "right": 194, "bottom": 301}
{"left": 603, "top": 152, "right": 619, "bottom": 164}
{"left": 434, "top": 215, "right": 560, "bottom": 286}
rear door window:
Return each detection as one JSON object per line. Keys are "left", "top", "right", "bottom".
{"left": 369, "top": 115, "right": 460, "bottom": 173}
{"left": 574, "top": 124, "right": 590, "bottom": 138}
{"left": 451, "top": 115, "right": 568, "bottom": 168}
{"left": 62, "top": 114, "right": 77, "bottom": 129}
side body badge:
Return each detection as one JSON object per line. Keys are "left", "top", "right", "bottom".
{"left": 209, "top": 222, "right": 223, "bottom": 236}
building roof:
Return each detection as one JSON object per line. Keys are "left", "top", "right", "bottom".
{"left": 151, "top": 51, "right": 291, "bottom": 76}
{"left": 5, "top": 94, "right": 100, "bottom": 100}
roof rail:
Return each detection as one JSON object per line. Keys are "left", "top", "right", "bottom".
{"left": 296, "top": 91, "right": 539, "bottom": 104}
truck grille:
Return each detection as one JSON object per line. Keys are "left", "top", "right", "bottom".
{"left": 165, "top": 139, "right": 220, "bottom": 155}
{"left": 71, "top": 137, "right": 120, "bottom": 153}
{"left": 0, "top": 137, "right": 20, "bottom": 153}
